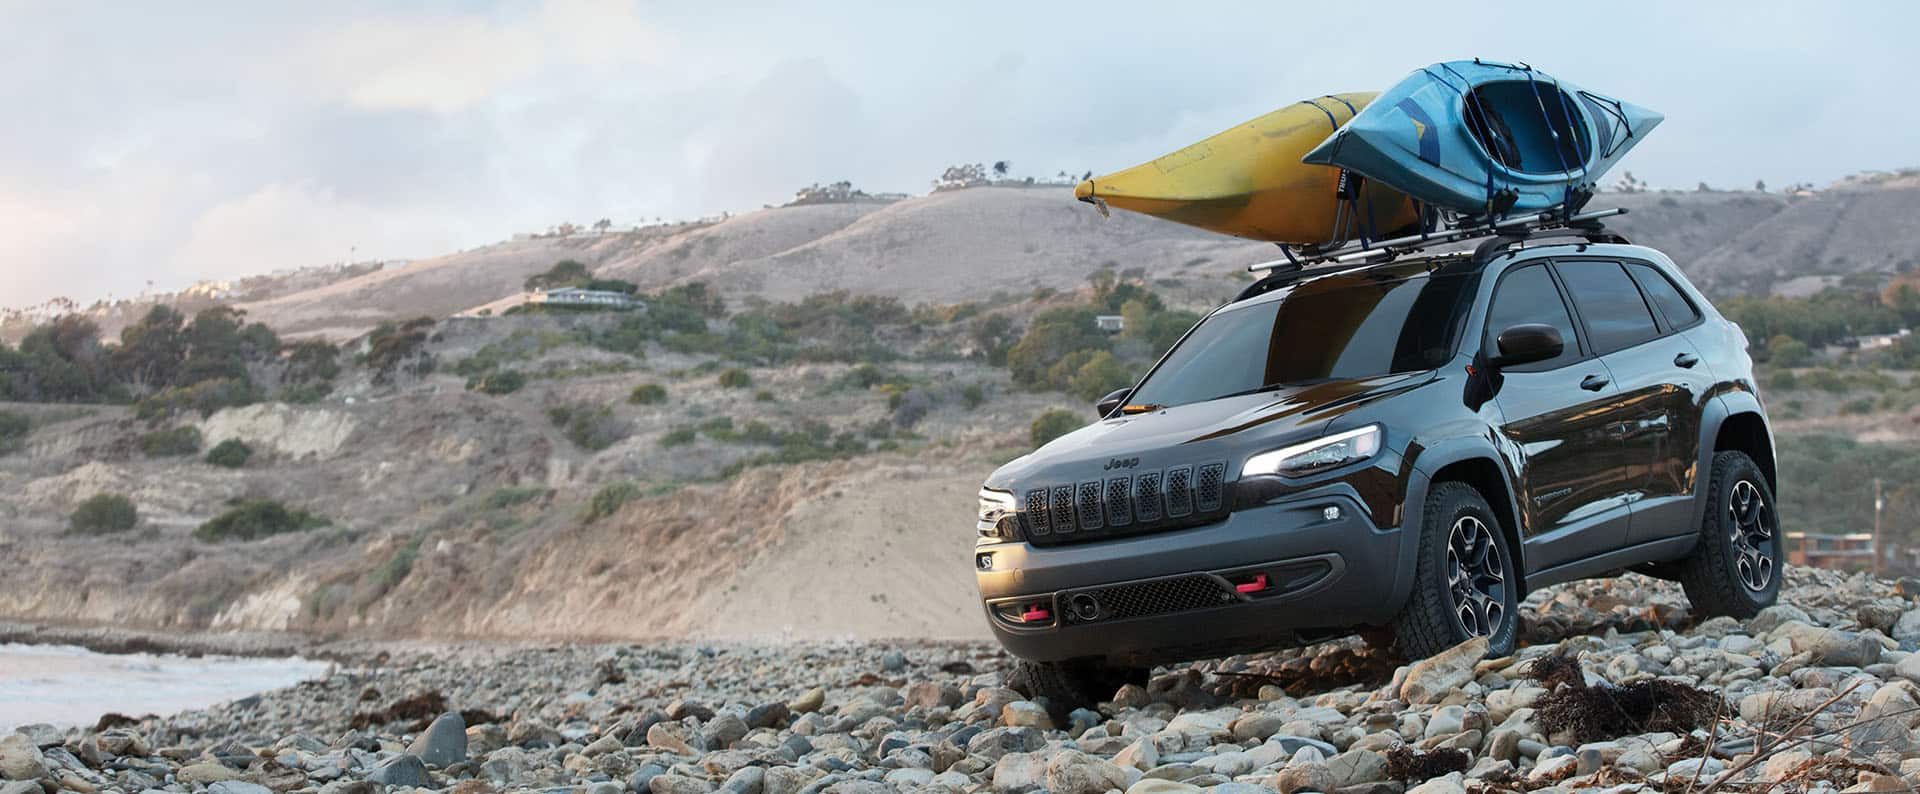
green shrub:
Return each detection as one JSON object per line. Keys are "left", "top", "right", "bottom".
{"left": 469, "top": 369, "right": 526, "bottom": 395}
{"left": 1030, "top": 409, "right": 1083, "bottom": 448}
{"left": 661, "top": 427, "right": 696, "bottom": 447}
{"left": 70, "top": 493, "right": 138, "bottom": 535}
{"left": 139, "top": 425, "right": 203, "bottom": 457}
{"left": 754, "top": 390, "right": 776, "bottom": 402}
{"left": 960, "top": 384, "right": 986, "bottom": 409}
{"left": 1007, "top": 307, "right": 1108, "bottom": 391}
{"left": 0, "top": 410, "right": 27, "bottom": 453}
{"left": 583, "top": 481, "right": 641, "bottom": 522}
{"left": 205, "top": 438, "right": 253, "bottom": 468}
{"left": 718, "top": 368, "right": 753, "bottom": 388}
{"left": 195, "top": 499, "right": 328, "bottom": 542}
{"left": 485, "top": 485, "right": 546, "bottom": 509}
{"left": 628, "top": 383, "right": 668, "bottom": 404}
{"left": 134, "top": 378, "right": 261, "bottom": 421}
{"left": 1067, "top": 351, "right": 1132, "bottom": 401}
{"left": 548, "top": 402, "right": 629, "bottom": 451}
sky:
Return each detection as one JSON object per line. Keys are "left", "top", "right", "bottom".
{"left": 2, "top": 0, "right": 1915, "bottom": 309}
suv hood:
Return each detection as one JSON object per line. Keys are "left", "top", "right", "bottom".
{"left": 987, "top": 372, "right": 1429, "bottom": 490}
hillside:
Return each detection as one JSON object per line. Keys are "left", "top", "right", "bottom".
{"left": 23, "top": 175, "right": 1917, "bottom": 345}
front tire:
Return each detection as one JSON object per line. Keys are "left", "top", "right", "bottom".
{"left": 1006, "top": 659, "right": 1146, "bottom": 715}
{"left": 1677, "top": 451, "right": 1781, "bottom": 618}
{"left": 1391, "top": 482, "right": 1520, "bottom": 659}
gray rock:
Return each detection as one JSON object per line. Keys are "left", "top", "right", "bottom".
{"left": 1749, "top": 604, "right": 1813, "bottom": 634}
{"left": 208, "top": 783, "right": 274, "bottom": 794}
{"left": 722, "top": 765, "right": 767, "bottom": 794}
{"left": 652, "top": 773, "right": 716, "bottom": 794}
{"left": 406, "top": 712, "right": 467, "bottom": 767}
{"left": 1771, "top": 621, "right": 1882, "bottom": 667}
{"left": 0, "top": 735, "right": 47, "bottom": 782}
{"left": 1044, "top": 749, "right": 1131, "bottom": 794}
{"left": 881, "top": 650, "right": 908, "bottom": 672}
{"left": 704, "top": 713, "right": 751, "bottom": 748}
{"left": 367, "top": 754, "right": 430, "bottom": 788}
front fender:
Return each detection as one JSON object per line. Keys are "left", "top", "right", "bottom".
{"left": 1401, "top": 434, "right": 1531, "bottom": 601}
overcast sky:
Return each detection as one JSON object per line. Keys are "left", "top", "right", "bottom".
{"left": 3, "top": 0, "right": 1914, "bottom": 308}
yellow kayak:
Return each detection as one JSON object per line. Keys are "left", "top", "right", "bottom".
{"left": 1076, "top": 93, "right": 1420, "bottom": 245}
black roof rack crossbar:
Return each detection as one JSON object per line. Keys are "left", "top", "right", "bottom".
{"left": 1248, "top": 207, "right": 1629, "bottom": 274}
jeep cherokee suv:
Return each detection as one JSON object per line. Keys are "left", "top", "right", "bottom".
{"left": 974, "top": 234, "right": 1779, "bottom": 704}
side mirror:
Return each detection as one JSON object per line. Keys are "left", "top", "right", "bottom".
{"left": 1490, "top": 323, "right": 1564, "bottom": 368}
{"left": 1095, "top": 388, "right": 1130, "bottom": 419}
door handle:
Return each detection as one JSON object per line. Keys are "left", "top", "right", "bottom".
{"left": 1674, "top": 352, "right": 1700, "bottom": 369}
{"left": 1580, "top": 374, "right": 1610, "bottom": 391}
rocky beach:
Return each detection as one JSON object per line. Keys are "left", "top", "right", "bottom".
{"left": 4, "top": 567, "right": 1920, "bottom": 794}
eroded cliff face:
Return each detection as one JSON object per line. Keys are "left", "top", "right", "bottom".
{"left": 0, "top": 380, "right": 1005, "bottom": 643}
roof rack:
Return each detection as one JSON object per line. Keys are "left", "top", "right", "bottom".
{"left": 1247, "top": 207, "right": 1630, "bottom": 274}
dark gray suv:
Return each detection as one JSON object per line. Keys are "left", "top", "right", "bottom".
{"left": 974, "top": 233, "right": 1779, "bottom": 706}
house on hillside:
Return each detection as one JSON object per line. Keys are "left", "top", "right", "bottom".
{"left": 527, "top": 287, "right": 645, "bottom": 311}
{"left": 1095, "top": 315, "right": 1126, "bottom": 334}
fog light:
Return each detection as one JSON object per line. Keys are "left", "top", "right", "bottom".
{"left": 1323, "top": 506, "right": 1342, "bottom": 521}
{"left": 976, "top": 553, "right": 993, "bottom": 571}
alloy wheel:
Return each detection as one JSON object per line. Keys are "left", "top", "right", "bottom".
{"left": 1728, "top": 480, "right": 1775, "bottom": 592}
{"left": 1446, "top": 515, "right": 1507, "bottom": 638}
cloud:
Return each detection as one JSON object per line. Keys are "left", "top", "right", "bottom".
{"left": 295, "top": 0, "right": 672, "bottom": 114}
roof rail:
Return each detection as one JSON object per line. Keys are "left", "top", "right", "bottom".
{"left": 1247, "top": 207, "right": 1630, "bottom": 274}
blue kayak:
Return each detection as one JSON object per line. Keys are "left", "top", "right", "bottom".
{"left": 1301, "top": 60, "right": 1662, "bottom": 218}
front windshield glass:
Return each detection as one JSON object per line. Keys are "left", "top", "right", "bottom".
{"left": 1127, "top": 268, "right": 1475, "bottom": 409}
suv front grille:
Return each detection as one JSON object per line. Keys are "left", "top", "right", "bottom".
{"left": 1062, "top": 574, "right": 1237, "bottom": 624}
{"left": 1016, "top": 461, "right": 1228, "bottom": 546}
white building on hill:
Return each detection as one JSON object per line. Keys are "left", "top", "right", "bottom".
{"left": 527, "top": 287, "right": 645, "bottom": 310}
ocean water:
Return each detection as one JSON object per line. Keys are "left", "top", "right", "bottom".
{"left": 0, "top": 643, "right": 332, "bottom": 732}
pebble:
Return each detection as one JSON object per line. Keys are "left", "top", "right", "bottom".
{"left": 0, "top": 569, "right": 1901, "bottom": 794}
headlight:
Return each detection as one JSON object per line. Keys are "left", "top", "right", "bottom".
{"left": 1241, "top": 425, "right": 1382, "bottom": 478}
{"left": 977, "top": 489, "right": 1017, "bottom": 538}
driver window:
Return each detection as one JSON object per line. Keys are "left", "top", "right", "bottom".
{"left": 1485, "top": 264, "right": 1579, "bottom": 370}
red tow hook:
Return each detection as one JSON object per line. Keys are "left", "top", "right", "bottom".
{"left": 1020, "top": 604, "right": 1052, "bottom": 622}
{"left": 1234, "top": 574, "right": 1270, "bottom": 594}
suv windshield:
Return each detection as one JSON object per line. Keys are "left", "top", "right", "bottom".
{"left": 1128, "top": 268, "right": 1475, "bottom": 409}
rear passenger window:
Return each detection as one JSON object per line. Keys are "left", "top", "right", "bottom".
{"left": 1485, "top": 264, "right": 1579, "bottom": 370}
{"left": 1626, "top": 262, "right": 1702, "bottom": 328}
{"left": 1555, "top": 261, "right": 1660, "bottom": 353}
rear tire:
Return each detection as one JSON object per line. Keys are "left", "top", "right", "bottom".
{"left": 1678, "top": 451, "right": 1781, "bottom": 619}
{"left": 1006, "top": 659, "right": 1146, "bottom": 716}
{"left": 1391, "top": 482, "right": 1519, "bottom": 659}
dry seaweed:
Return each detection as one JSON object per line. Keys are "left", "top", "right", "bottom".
{"left": 347, "top": 690, "right": 448, "bottom": 730}
{"left": 1384, "top": 746, "right": 1472, "bottom": 782}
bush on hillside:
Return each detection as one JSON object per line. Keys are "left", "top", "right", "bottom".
{"left": 1067, "top": 351, "right": 1132, "bottom": 402}
{"left": 70, "top": 493, "right": 138, "bottom": 535}
{"left": 660, "top": 427, "right": 696, "bottom": 447}
{"left": 718, "top": 368, "right": 753, "bottom": 389}
{"left": 139, "top": 425, "right": 203, "bottom": 457}
{"left": 134, "top": 378, "right": 261, "bottom": 421}
{"left": 1030, "top": 409, "right": 1083, "bottom": 448}
{"left": 1006, "top": 307, "right": 1108, "bottom": 391}
{"left": 0, "top": 410, "right": 27, "bottom": 453}
{"left": 547, "top": 402, "right": 629, "bottom": 451}
{"left": 195, "top": 499, "right": 328, "bottom": 542}
{"left": 468, "top": 369, "right": 526, "bottom": 395}
{"left": 205, "top": 438, "right": 254, "bottom": 468}
{"left": 485, "top": 485, "right": 547, "bottom": 509}
{"left": 628, "top": 383, "right": 667, "bottom": 404}
{"left": 583, "top": 481, "right": 641, "bottom": 523}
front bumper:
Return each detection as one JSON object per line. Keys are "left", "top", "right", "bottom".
{"left": 973, "top": 482, "right": 1422, "bottom": 665}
